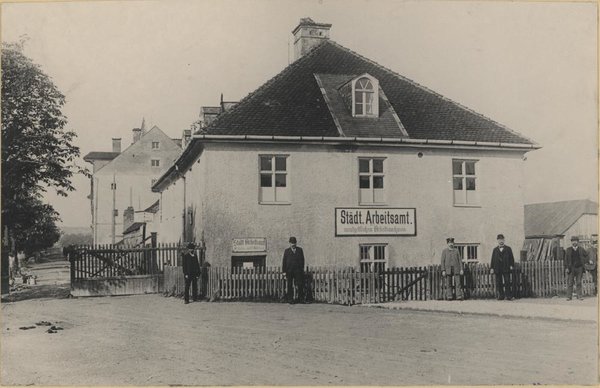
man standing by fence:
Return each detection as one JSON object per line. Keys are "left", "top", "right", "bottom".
{"left": 282, "top": 236, "right": 305, "bottom": 304}
{"left": 441, "top": 237, "right": 463, "bottom": 301}
{"left": 565, "top": 236, "right": 588, "bottom": 300}
{"left": 182, "top": 242, "right": 200, "bottom": 304}
{"left": 585, "top": 240, "right": 597, "bottom": 296}
{"left": 490, "top": 234, "right": 515, "bottom": 300}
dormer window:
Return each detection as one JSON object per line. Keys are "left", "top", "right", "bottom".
{"left": 347, "top": 74, "right": 379, "bottom": 118}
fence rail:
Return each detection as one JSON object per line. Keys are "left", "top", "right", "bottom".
{"left": 69, "top": 243, "right": 197, "bottom": 281}
{"left": 163, "top": 260, "right": 596, "bottom": 305}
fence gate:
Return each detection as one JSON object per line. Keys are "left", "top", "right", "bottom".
{"left": 67, "top": 243, "right": 191, "bottom": 297}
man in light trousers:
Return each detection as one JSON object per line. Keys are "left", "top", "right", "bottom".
{"left": 441, "top": 237, "right": 464, "bottom": 301}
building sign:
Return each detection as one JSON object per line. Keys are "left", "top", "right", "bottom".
{"left": 335, "top": 208, "right": 416, "bottom": 236}
{"left": 232, "top": 238, "right": 267, "bottom": 253}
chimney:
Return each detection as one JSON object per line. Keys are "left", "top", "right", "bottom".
{"left": 292, "top": 17, "right": 331, "bottom": 61}
{"left": 132, "top": 117, "right": 145, "bottom": 144}
{"left": 200, "top": 106, "right": 220, "bottom": 128}
{"left": 132, "top": 127, "right": 142, "bottom": 143}
{"left": 182, "top": 129, "right": 192, "bottom": 147}
{"left": 112, "top": 138, "right": 121, "bottom": 153}
{"left": 123, "top": 206, "right": 134, "bottom": 233}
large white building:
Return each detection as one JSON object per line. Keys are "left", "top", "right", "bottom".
{"left": 84, "top": 121, "right": 184, "bottom": 244}
{"left": 152, "top": 18, "right": 539, "bottom": 270}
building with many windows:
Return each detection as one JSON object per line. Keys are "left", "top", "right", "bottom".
{"left": 84, "top": 120, "right": 183, "bottom": 244}
{"left": 152, "top": 18, "right": 539, "bottom": 269}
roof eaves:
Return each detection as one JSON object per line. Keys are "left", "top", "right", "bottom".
{"left": 152, "top": 139, "right": 204, "bottom": 193}
{"left": 191, "top": 134, "right": 538, "bottom": 151}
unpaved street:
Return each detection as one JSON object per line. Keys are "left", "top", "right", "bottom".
{"left": 2, "top": 295, "right": 597, "bottom": 385}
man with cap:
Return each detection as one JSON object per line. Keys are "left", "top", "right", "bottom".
{"left": 440, "top": 237, "right": 464, "bottom": 301}
{"left": 282, "top": 236, "right": 305, "bottom": 304}
{"left": 565, "top": 236, "right": 588, "bottom": 300}
{"left": 490, "top": 234, "right": 515, "bottom": 300}
{"left": 182, "top": 242, "right": 201, "bottom": 304}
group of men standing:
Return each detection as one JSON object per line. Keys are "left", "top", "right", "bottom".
{"left": 440, "top": 234, "right": 516, "bottom": 301}
{"left": 180, "top": 233, "right": 597, "bottom": 304}
{"left": 441, "top": 234, "right": 597, "bottom": 301}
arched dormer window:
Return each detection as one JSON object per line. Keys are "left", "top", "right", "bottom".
{"left": 352, "top": 75, "right": 379, "bottom": 117}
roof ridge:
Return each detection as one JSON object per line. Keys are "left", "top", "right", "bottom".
{"left": 202, "top": 42, "right": 330, "bottom": 134}
{"left": 328, "top": 40, "right": 538, "bottom": 146}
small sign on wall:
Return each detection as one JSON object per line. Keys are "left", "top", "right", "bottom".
{"left": 335, "top": 208, "right": 417, "bottom": 236}
{"left": 232, "top": 238, "right": 267, "bottom": 253}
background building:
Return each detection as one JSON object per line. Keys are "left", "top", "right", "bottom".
{"left": 84, "top": 120, "right": 183, "bottom": 244}
{"left": 523, "top": 199, "right": 598, "bottom": 261}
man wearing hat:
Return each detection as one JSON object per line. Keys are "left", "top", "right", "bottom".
{"left": 440, "top": 237, "right": 464, "bottom": 301}
{"left": 282, "top": 236, "right": 305, "bottom": 304}
{"left": 490, "top": 234, "right": 515, "bottom": 300}
{"left": 182, "top": 242, "right": 201, "bottom": 304}
{"left": 565, "top": 236, "right": 588, "bottom": 300}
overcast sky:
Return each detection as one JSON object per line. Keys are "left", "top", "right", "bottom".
{"left": 2, "top": 0, "right": 597, "bottom": 228}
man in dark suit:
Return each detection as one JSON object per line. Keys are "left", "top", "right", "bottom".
{"left": 490, "top": 234, "right": 515, "bottom": 300}
{"left": 182, "top": 242, "right": 201, "bottom": 304}
{"left": 565, "top": 236, "right": 588, "bottom": 300}
{"left": 282, "top": 236, "right": 305, "bottom": 304}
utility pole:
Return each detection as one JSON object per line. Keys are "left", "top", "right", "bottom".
{"left": 111, "top": 175, "right": 117, "bottom": 244}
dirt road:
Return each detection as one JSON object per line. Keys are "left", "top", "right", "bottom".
{"left": 2, "top": 295, "right": 597, "bottom": 385}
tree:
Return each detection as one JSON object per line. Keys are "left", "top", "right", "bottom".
{"left": 59, "top": 232, "right": 93, "bottom": 248}
{"left": 1, "top": 39, "right": 86, "bottom": 262}
{"left": 11, "top": 197, "right": 61, "bottom": 256}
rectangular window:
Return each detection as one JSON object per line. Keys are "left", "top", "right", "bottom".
{"left": 455, "top": 243, "right": 479, "bottom": 263}
{"left": 359, "top": 158, "right": 385, "bottom": 204}
{"left": 151, "top": 159, "right": 160, "bottom": 167}
{"left": 359, "top": 244, "right": 388, "bottom": 272}
{"left": 259, "top": 155, "right": 289, "bottom": 203}
{"left": 452, "top": 159, "right": 479, "bottom": 205}
{"left": 152, "top": 141, "right": 160, "bottom": 149}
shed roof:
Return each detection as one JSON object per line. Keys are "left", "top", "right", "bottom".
{"left": 524, "top": 199, "right": 598, "bottom": 237}
{"left": 123, "top": 222, "right": 145, "bottom": 235}
{"left": 83, "top": 151, "right": 120, "bottom": 162}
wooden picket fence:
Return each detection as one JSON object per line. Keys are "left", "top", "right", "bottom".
{"left": 68, "top": 243, "right": 197, "bottom": 281}
{"left": 163, "top": 260, "right": 596, "bottom": 305}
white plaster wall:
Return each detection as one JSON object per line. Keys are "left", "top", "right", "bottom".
{"left": 156, "top": 180, "right": 184, "bottom": 244}
{"left": 175, "top": 142, "right": 528, "bottom": 268}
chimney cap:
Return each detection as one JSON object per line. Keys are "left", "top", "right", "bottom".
{"left": 292, "top": 17, "right": 332, "bottom": 35}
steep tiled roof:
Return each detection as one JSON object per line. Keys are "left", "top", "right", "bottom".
{"left": 205, "top": 40, "right": 535, "bottom": 144}
{"left": 83, "top": 151, "right": 120, "bottom": 161}
{"left": 524, "top": 199, "right": 598, "bottom": 237}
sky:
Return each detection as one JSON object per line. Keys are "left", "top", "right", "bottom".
{"left": 1, "top": 0, "right": 598, "bottom": 227}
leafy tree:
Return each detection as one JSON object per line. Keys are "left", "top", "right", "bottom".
{"left": 1, "top": 39, "right": 86, "bottom": 262}
{"left": 11, "top": 197, "right": 61, "bottom": 256}
{"left": 59, "top": 232, "right": 93, "bottom": 248}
